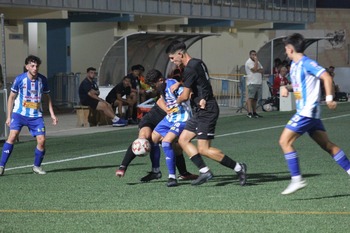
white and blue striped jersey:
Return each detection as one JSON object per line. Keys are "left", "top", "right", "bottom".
{"left": 290, "top": 55, "right": 326, "bottom": 119}
{"left": 11, "top": 72, "right": 50, "bottom": 118}
{"left": 164, "top": 79, "right": 192, "bottom": 123}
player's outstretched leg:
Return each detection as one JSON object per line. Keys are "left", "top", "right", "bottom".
{"left": 116, "top": 144, "right": 137, "bottom": 177}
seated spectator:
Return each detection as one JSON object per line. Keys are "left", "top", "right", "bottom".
{"left": 138, "top": 67, "right": 157, "bottom": 103}
{"left": 78, "top": 67, "right": 127, "bottom": 127}
{"left": 272, "top": 66, "right": 290, "bottom": 96}
{"left": 106, "top": 76, "right": 138, "bottom": 125}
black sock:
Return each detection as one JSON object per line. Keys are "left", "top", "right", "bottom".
{"left": 220, "top": 155, "right": 237, "bottom": 170}
{"left": 190, "top": 154, "right": 207, "bottom": 169}
{"left": 176, "top": 153, "right": 188, "bottom": 175}
{"left": 120, "top": 144, "right": 137, "bottom": 167}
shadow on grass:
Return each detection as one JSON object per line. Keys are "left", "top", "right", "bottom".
{"left": 212, "top": 172, "right": 320, "bottom": 187}
{"left": 294, "top": 193, "right": 350, "bottom": 201}
{"left": 35, "top": 163, "right": 146, "bottom": 173}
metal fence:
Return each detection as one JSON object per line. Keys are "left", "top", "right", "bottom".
{"left": 49, "top": 72, "right": 80, "bottom": 108}
{"left": 210, "top": 74, "right": 243, "bottom": 108}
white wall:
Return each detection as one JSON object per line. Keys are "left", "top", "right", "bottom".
{"left": 1, "top": 23, "right": 27, "bottom": 82}
{"left": 202, "top": 31, "right": 269, "bottom": 75}
{"left": 2, "top": 22, "right": 271, "bottom": 83}
{"left": 70, "top": 22, "right": 116, "bottom": 76}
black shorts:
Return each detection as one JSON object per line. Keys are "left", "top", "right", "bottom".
{"left": 185, "top": 98, "right": 219, "bottom": 140}
{"left": 106, "top": 96, "right": 116, "bottom": 106}
{"left": 81, "top": 98, "right": 99, "bottom": 110}
{"left": 138, "top": 104, "right": 166, "bottom": 130}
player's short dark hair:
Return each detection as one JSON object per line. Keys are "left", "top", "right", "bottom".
{"left": 122, "top": 75, "right": 131, "bottom": 81}
{"left": 131, "top": 64, "right": 144, "bottom": 71}
{"left": 169, "top": 67, "right": 183, "bottom": 82}
{"left": 145, "top": 69, "right": 163, "bottom": 85}
{"left": 87, "top": 67, "right": 96, "bottom": 73}
{"left": 166, "top": 40, "right": 186, "bottom": 54}
{"left": 25, "top": 55, "right": 41, "bottom": 65}
{"left": 283, "top": 33, "right": 306, "bottom": 53}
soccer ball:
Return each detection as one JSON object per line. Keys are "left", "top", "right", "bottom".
{"left": 263, "top": 103, "right": 272, "bottom": 112}
{"left": 132, "top": 138, "right": 151, "bottom": 157}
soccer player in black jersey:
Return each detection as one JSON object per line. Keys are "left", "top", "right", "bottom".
{"left": 115, "top": 69, "right": 197, "bottom": 182}
{"left": 166, "top": 40, "right": 248, "bottom": 186}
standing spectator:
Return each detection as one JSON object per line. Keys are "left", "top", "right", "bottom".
{"left": 78, "top": 67, "right": 127, "bottom": 127}
{"left": 0, "top": 55, "right": 58, "bottom": 175}
{"left": 245, "top": 50, "right": 264, "bottom": 118}
{"left": 279, "top": 33, "right": 350, "bottom": 195}
{"left": 272, "top": 66, "right": 290, "bottom": 96}
{"left": 166, "top": 40, "right": 247, "bottom": 186}
{"left": 106, "top": 76, "right": 138, "bottom": 125}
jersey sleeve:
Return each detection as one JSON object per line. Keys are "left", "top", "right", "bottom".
{"left": 183, "top": 67, "right": 196, "bottom": 89}
{"left": 11, "top": 76, "right": 20, "bottom": 93}
{"left": 304, "top": 58, "right": 326, "bottom": 78}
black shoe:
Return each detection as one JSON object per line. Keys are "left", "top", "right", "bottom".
{"left": 237, "top": 163, "right": 247, "bottom": 186}
{"left": 128, "top": 118, "right": 138, "bottom": 125}
{"left": 253, "top": 112, "right": 262, "bottom": 118}
{"left": 140, "top": 171, "right": 162, "bottom": 182}
{"left": 167, "top": 178, "right": 178, "bottom": 187}
{"left": 191, "top": 171, "right": 213, "bottom": 186}
{"left": 246, "top": 113, "right": 253, "bottom": 118}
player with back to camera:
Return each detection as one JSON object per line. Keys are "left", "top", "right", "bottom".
{"left": 0, "top": 55, "right": 58, "bottom": 175}
{"left": 166, "top": 40, "right": 247, "bottom": 186}
{"left": 279, "top": 33, "right": 350, "bottom": 195}
{"left": 115, "top": 68, "right": 198, "bottom": 182}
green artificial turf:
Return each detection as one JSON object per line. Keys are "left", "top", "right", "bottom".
{"left": 0, "top": 103, "right": 349, "bottom": 233}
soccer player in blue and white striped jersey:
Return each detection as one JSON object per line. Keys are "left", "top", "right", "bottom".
{"left": 151, "top": 68, "right": 192, "bottom": 187}
{"left": 279, "top": 33, "right": 350, "bottom": 195}
{"left": 0, "top": 55, "right": 58, "bottom": 176}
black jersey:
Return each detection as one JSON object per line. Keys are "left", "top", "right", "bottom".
{"left": 183, "top": 58, "right": 214, "bottom": 106}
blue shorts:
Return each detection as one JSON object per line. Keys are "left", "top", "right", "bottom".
{"left": 285, "top": 113, "right": 325, "bottom": 136}
{"left": 10, "top": 113, "right": 46, "bottom": 137}
{"left": 154, "top": 117, "right": 186, "bottom": 138}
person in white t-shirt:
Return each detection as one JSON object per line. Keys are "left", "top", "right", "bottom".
{"left": 244, "top": 50, "right": 264, "bottom": 118}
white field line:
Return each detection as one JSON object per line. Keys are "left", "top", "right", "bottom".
{"left": 5, "top": 114, "right": 350, "bottom": 171}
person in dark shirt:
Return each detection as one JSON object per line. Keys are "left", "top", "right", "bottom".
{"left": 78, "top": 67, "right": 127, "bottom": 127}
{"left": 165, "top": 40, "right": 247, "bottom": 186}
{"left": 106, "top": 76, "right": 138, "bottom": 124}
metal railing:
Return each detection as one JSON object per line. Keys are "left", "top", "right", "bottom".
{"left": 210, "top": 74, "right": 243, "bottom": 108}
{"left": 49, "top": 72, "right": 80, "bottom": 108}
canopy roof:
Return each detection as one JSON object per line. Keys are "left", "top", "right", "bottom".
{"left": 98, "top": 32, "right": 216, "bottom": 86}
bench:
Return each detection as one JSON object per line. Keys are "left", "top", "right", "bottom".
{"left": 73, "top": 105, "right": 111, "bottom": 127}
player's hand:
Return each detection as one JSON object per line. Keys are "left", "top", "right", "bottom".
{"left": 280, "top": 86, "right": 289, "bottom": 97}
{"left": 5, "top": 117, "right": 11, "bottom": 127}
{"left": 51, "top": 115, "right": 58, "bottom": 125}
{"left": 199, "top": 99, "right": 206, "bottom": 109}
{"left": 326, "top": 100, "right": 337, "bottom": 110}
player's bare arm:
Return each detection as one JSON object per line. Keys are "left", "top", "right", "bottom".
{"left": 45, "top": 94, "right": 58, "bottom": 125}
{"left": 320, "top": 71, "right": 337, "bottom": 109}
{"left": 176, "top": 86, "right": 191, "bottom": 104}
{"left": 6, "top": 92, "right": 17, "bottom": 126}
